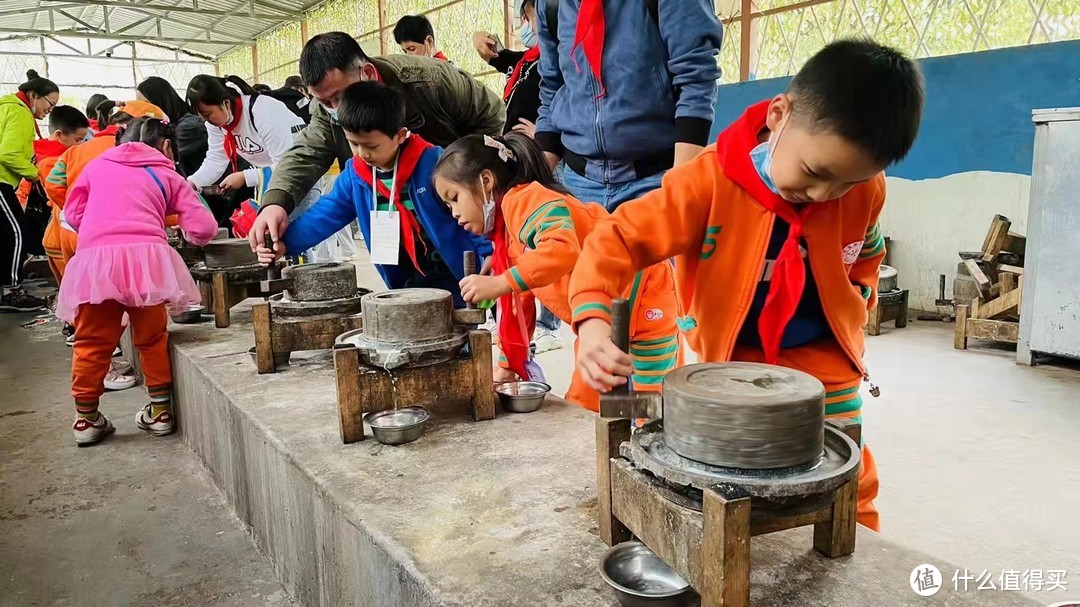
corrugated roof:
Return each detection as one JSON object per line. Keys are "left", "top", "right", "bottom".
{"left": 0, "top": 0, "right": 325, "bottom": 59}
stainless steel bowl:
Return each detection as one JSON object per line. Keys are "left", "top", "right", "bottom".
{"left": 364, "top": 407, "right": 430, "bottom": 445}
{"left": 494, "top": 381, "right": 551, "bottom": 413}
{"left": 600, "top": 541, "right": 696, "bottom": 607}
{"left": 170, "top": 304, "right": 205, "bottom": 324}
{"left": 247, "top": 346, "right": 290, "bottom": 369}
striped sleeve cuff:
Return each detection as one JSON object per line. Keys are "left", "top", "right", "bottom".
{"left": 570, "top": 291, "right": 614, "bottom": 326}
{"left": 503, "top": 267, "right": 530, "bottom": 293}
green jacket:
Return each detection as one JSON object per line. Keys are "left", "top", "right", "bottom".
{"left": 263, "top": 55, "right": 506, "bottom": 212}
{"left": 0, "top": 93, "right": 38, "bottom": 187}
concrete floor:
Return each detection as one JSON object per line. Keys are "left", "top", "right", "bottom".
{"left": 0, "top": 314, "right": 297, "bottom": 607}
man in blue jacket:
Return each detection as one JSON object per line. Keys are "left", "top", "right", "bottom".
{"left": 535, "top": 0, "right": 723, "bottom": 211}
{"left": 255, "top": 81, "right": 491, "bottom": 308}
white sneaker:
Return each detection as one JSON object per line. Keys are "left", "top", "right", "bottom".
{"left": 111, "top": 359, "right": 134, "bottom": 376}
{"left": 532, "top": 329, "right": 563, "bottom": 354}
{"left": 136, "top": 405, "right": 175, "bottom": 437}
{"left": 112, "top": 346, "right": 122, "bottom": 357}
{"left": 65, "top": 333, "right": 75, "bottom": 347}
{"left": 104, "top": 368, "right": 137, "bottom": 391}
{"left": 73, "top": 414, "right": 115, "bottom": 446}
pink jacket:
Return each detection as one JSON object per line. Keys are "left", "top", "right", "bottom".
{"left": 66, "top": 142, "right": 217, "bottom": 248}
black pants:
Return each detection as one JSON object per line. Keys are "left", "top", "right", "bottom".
{"left": 0, "top": 183, "right": 27, "bottom": 287}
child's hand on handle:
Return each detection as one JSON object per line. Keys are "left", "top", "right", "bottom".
{"left": 576, "top": 318, "right": 633, "bottom": 392}
{"left": 459, "top": 274, "right": 511, "bottom": 303}
{"left": 249, "top": 205, "right": 289, "bottom": 258}
{"left": 493, "top": 366, "right": 518, "bottom": 384}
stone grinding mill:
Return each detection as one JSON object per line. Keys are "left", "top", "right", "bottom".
{"left": 251, "top": 262, "right": 369, "bottom": 373}
{"left": 186, "top": 238, "right": 287, "bottom": 328}
{"left": 331, "top": 284, "right": 494, "bottom": 444}
{"left": 596, "top": 299, "right": 862, "bottom": 607}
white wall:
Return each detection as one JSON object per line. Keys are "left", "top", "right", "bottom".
{"left": 880, "top": 171, "right": 1030, "bottom": 311}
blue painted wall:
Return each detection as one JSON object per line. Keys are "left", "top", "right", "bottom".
{"left": 710, "top": 40, "right": 1080, "bottom": 180}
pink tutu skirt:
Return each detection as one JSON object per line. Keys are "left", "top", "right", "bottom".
{"left": 57, "top": 242, "right": 201, "bottom": 322}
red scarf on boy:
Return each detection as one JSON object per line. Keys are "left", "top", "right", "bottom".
{"left": 503, "top": 46, "right": 541, "bottom": 102}
{"left": 489, "top": 201, "right": 534, "bottom": 381}
{"left": 16, "top": 92, "right": 43, "bottom": 139}
{"left": 221, "top": 97, "right": 245, "bottom": 173}
{"left": 715, "top": 100, "right": 822, "bottom": 365}
{"left": 352, "top": 134, "right": 434, "bottom": 274}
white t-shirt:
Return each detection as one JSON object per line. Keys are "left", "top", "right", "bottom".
{"left": 188, "top": 94, "right": 305, "bottom": 188}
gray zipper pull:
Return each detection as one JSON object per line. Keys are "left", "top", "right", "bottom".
{"left": 863, "top": 370, "right": 881, "bottom": 397}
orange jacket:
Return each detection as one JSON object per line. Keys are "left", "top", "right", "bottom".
{"left": 569, "top": 139, "right": 885, "bottom": 376}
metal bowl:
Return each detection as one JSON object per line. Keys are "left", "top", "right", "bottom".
{"left": 600, "top": 541, "right": 696, "bottom": 607}
{"left": 170, "top": 304, "right": 205, "bottom": 324}
{"left": 364, "top": 407, "right": 430, "bottom": 445}
{"left": 494, "top": 381, "right": 551, "bottom": 413}
{"left": 247, "top": 346, "right": 290, "bottom": 369}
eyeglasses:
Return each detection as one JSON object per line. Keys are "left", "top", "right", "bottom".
{"left": 43, "top": 96, "right": 57, "bottom": 112}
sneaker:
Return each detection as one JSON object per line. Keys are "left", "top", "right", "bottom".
{"left": 136, "top": 405, "right": 175, "bottom": 437}
{"left": 110, "top": 358, "right": 134, "bottom": 376}
{"left": 104, "top": 368, "right": 137, "bottom": 391}
{"left": 73, "top": 414, "right": 115, "bottom": 446}
{"left": 113, "top": 346, "right": 122, "bottom": 357}
{"left": 532, "top": 328, "right": 564, "bottom": 354}
{"left": 0, "top": 288, "right": 47, "bottom": 313}
{"left": 65, "top": 333, "right": 76, "bottom": 347}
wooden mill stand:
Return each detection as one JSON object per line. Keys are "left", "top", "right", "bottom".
{"left": 251, "top": 301, "right": 364, "bottom": 374}
{"left": 866, "top": 289, "right": 909, "bottom": 335}
{"left": 595, "top": 417, "right": 862, "bottom": 607}
{"left": 192, "top": 265, "right": 267, "bottom": 329}
{"left": 332, "top": 325, "right": 495, "bottom": 444}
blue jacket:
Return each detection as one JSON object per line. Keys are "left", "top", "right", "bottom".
{"left": 534, "top": 0, "right": 723, "bottom": 184}
{"left": 282, "top": 146, "right": 492, "bottom": 306}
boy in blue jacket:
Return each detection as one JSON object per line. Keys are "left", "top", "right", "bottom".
{"left": 256, "top": 81, "right": 491, "bottom": 307}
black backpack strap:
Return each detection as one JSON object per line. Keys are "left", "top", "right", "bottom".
{"left": 545, "top": 0, "right": 560, "bottom": 42}
{"left": 248, "top": 93, "right": 259, "bottom": 134}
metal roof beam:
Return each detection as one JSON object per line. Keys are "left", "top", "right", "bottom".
{"left": 1, "top": 48, "right": 211, "bottom": 64}
{"left": 39, "top": 0, "right": 298, "bottom": 21}
{"left": 56, "top": 8, "right": 101, "bottom": 32}
{"left": 0, "top": 26, "right": 250, "bottom": 45}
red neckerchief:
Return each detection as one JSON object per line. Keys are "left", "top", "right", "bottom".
{"left": 490, "top": 199, "right": 534, "bottom": 380}
{"left": 715, "top": 100, "right": 822, "bottom": 365}
{"left": 95, "top": 124, "right": 120, "bottom": 138}
{"left": 15, "top": 92, "right": 43, "bottom": 139}
{"left": 221, "top": 97, "right": 244, "bottom": 173}
{"left": 352, "top": 134, "right": 434, "bottom": 274}
{"left": 571, "top": 0, "right": 606, "bottom": 98}
{"left": 433, "top": 51, "right": 449, "bottom": 62}
{"left": 88, "top": 119, "right": 100, "bottom": 131}
{"left": 33, "top": 139, "right": 68, "bottom": 160}
{"left": 503, "top": 46, "right": 541, "bottom": 102}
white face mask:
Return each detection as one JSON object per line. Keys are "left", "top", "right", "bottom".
{"left": 221, "top": 103, "right": 234, "bottom": 126}
{"left": 480, "top": 178, "right": 497, "bottom": 234}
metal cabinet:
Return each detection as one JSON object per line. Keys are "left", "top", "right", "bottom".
{"left": 1018, "top": 108, "right": 1080, "bottom": 365}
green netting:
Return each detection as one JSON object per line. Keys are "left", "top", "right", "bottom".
{"left": 256, "top": 22, "right": 302, "bottom": 85}
{"left": 308, "top": 0, "right": 380, "bottom": 38}
{"left": 219, "top": 46, "right": 253, "bottom": 81}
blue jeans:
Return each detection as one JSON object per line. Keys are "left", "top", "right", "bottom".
{"left": 562, "top": 168, "right": 665, "bottom": 213}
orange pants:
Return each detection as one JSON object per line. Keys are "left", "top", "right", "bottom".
{"left": 732, "top": 339, "right": 880, "bottom": 531}
{"left": 566, "top": 263, "right": 681, "bottom": 411}
{"left": 72, "top": 301, "right": 171, "bottom": 405}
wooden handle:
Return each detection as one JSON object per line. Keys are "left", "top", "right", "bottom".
{"left": 265, "top": 231, "right": 281, "bottom": 281}
{"left": 464, "top": 251, "right": 478, "bottom": 309}
{"left": 610, "top": 297, "right": 630, "bottom": 396}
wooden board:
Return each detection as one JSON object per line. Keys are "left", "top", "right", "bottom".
{"left": 813, "top": 475, "right": 858, "bottom": 558}
{"left": 975, "top": 280, "right": 1023, "bottom": 320}
{"left": 467, "top": 330, "right": 496, "bottom": 421}
{"left": 999, "top": 272, "right": 1018, "bottom": 294}
{"left": 610, "top": 460, "right": 704, "bottom": 589}
{"left": 955, "top": 304, "right": 970, "bottom": 349}
{"left": 1003, "top": 232, "right": 1026, "bottom": 255}
{"left": 998, "top": 264, "right": 1024, "bottom": 275}
{"left": 964, "top": 259, "right": 993, "bottom": 298}
{"left": 701, "top": 488, "right": 751, "bottom": 607}
{"left": 333, "top": 346, "right": 366, "bottom": 443}
{"left": 270, "top": 314, "right": 364, "bottom": 354}
{"left": 595, "top": 418, "right": 632, "bottom": 546}
{"left": 981, "top": 215, "right": 1012, "bottom": 263}
{"left": 251, "top": 301, "right": 275, "bottom": 374}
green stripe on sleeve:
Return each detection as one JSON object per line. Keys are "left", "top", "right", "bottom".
{"left": 573, "top": 303, "right": 611, "bottom": 317}
{"left": 509, "top": 267, "right": 529, "bottom": 292}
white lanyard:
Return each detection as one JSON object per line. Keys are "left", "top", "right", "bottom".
{"left": 371, "top": 150, "right": 402, "bottom": 214}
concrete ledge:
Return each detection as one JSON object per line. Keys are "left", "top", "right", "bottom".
{"left": 169, "top": 313, "right": 1038, "bottom": 607}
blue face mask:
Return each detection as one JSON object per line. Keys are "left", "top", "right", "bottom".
{"left": 749, "top": 119, "right": 787, "bottom": 195}
{"left": 324, "top": 105, "right": 339, "bottom": 124}
{"left": 518, "top": 19, "right": 539, "bottom": 49}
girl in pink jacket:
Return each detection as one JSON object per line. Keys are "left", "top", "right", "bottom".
{"left": 57, "top": 117, "right": 217, "bottom": 446}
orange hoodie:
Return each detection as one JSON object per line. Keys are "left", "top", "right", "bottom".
{"left": 569, "top": 106, "right": 886, "bottom": 378}
{"left": 498, "top": 182, "right": 680, "bottom": 409}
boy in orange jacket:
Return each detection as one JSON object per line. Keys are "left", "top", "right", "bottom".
{"left": 570, "top": 40, "right": 925, "bottom": 531}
